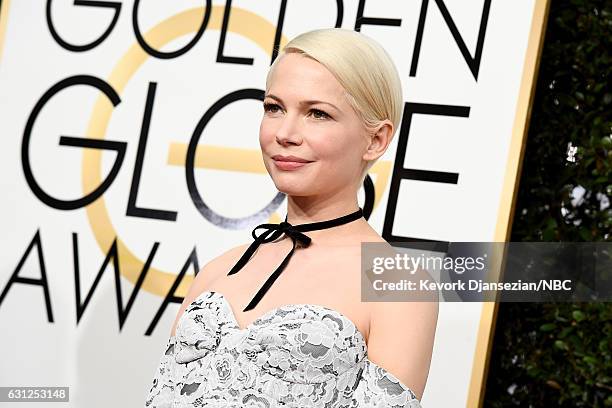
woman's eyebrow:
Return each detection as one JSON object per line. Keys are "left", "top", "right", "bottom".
{"left": 265, "top": 93, "right": 340, "bottom": 112}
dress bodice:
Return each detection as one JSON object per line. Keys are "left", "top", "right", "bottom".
{"left": 145, "top": 291, "right": 422, "bottom": 407}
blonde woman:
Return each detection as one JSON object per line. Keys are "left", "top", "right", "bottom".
{"left": 145, "top": 28, "right": 438, "bottom": 408}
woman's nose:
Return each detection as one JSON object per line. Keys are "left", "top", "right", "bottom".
{"left": 275, "top": 114, "right": 302, "bottom": 146}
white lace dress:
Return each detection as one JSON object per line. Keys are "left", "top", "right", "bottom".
{"left": 145, "top": 291, "right": 422, "bottom": 407}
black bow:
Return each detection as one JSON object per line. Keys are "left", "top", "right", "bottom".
{"left": 227, "top": 208, "right": 364, "bottom": 311}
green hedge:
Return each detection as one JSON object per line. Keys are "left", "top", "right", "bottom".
{"left": 484, "top": 0, "right": 611, "bottom": 407}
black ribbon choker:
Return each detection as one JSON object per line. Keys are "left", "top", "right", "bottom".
{"left": 227, "top": 207, "right": 364, "bottom": 311}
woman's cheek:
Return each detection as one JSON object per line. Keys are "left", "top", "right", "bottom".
{"left": 259, "top": 119, "right": 276, "bottom": 142}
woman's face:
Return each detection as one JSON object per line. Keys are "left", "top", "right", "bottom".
{"left": 259, "top": 52, "right": 370, "bottom": 198}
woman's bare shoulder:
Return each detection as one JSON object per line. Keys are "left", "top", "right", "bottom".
{"left": 357, "top": 231, "right": 393, "bottom": 250}
{"left": 170, "top": 242, "right": 252, "bottom": 337}
{"left": 195, "top": 242, "right": 251, "bottom": 285}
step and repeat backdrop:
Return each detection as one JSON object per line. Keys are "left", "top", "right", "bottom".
{"left": 0, "top": 0, "right": 548, "bottom": 406}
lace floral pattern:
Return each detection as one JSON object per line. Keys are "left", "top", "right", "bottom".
{"left": 145, "top": 291, "right": 422, "bottom": 407}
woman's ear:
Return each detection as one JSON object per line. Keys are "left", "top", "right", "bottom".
{"left": 363, "top": 120, "right": 394, "bottom": 162}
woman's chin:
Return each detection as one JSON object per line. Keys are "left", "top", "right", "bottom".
{"left": 271, "top": 178, "right": 312, "bottom": 196}
{"left": 274, "top": 184, "right": 305, "bottom": 196}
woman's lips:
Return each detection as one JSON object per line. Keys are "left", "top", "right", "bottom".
{"left": 272, "top": 159, "right": 311, "bottom": 170}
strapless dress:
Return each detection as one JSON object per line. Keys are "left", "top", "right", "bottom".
{"left": 145, "top": 291, "right": 422, "bottom": 407}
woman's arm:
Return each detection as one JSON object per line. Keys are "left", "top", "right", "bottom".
{"left": 366, "top": 298, "right": 439, "bottom": 401}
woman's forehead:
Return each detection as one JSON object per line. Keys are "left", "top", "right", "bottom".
{"left": 267, "top": 54, "right": 347, "bottom": 104}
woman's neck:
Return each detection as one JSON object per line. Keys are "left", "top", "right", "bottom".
{"left": 284, "top": 200, "right": 361, "bottom": 226}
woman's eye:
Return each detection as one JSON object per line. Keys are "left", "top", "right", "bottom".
{"left": 311, "top": 109, "right": 330, "bottom": 120}
{"left": 263, "top": 103, "right": 329, "bottom": 120}
{"left": 263, "top": 103, "right": 281, "bottom": 113}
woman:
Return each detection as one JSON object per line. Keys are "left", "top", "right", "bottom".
{"left": 145, "top": 27, "right": 438, "bottom": 407}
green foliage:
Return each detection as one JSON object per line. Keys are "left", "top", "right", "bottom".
{"left": 486, "top": 303, "right": 611, "bottom": 407}
{"left": 483, "top": 0, "right": 611, "bottom": 406}
{"left": 509, "top": 1, "right": 611, "bottom": 242}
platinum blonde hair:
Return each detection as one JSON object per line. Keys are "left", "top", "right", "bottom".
{"left": 265, "top": 28, "right": 403, "bottom": 175}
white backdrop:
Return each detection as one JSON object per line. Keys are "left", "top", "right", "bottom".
{"left": 0, "top": 0, "right": 545, "bottom": 406}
